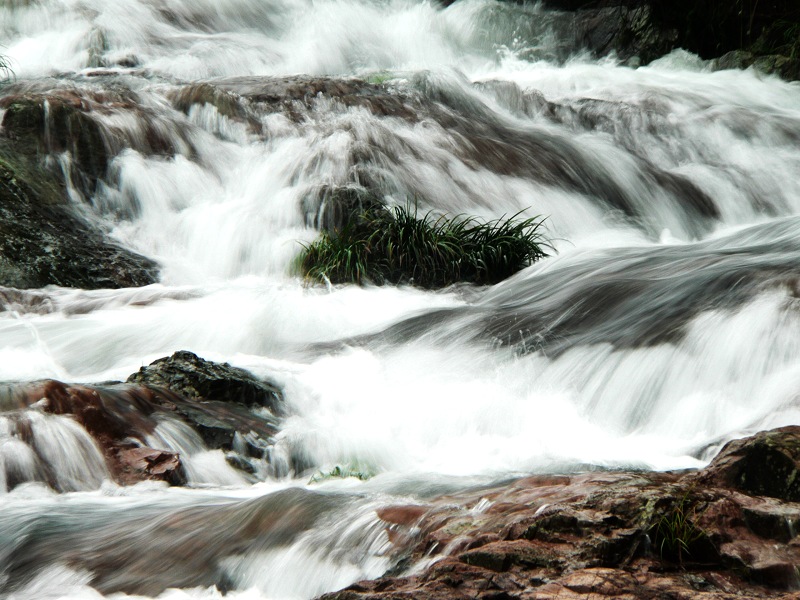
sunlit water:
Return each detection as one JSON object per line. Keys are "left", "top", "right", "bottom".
{"left": 1, "top": 0, "right": 799, "bottom": 598}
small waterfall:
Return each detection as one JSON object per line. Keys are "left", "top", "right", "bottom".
{"left": 147, "top": 417, "right": 249, "bottom": 486}
{"left": 0, "top": 411, "right": 109, "bottom": 493}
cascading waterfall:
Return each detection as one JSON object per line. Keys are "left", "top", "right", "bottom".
{"left": 0, "top": 0, "right": 799, "bottom": 598}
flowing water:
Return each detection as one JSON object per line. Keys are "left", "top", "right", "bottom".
{"left": 1, "top": 0, "right": 799, "bottom": 598}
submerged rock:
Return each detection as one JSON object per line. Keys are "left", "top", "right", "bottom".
{"left": 320, "top": 427, "right": 800, "bottom": 599}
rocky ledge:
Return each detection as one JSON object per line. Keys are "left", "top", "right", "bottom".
{"left": 0, "top": 351, "right": 284, "bottom": 490}
{"left": 321, "top": 427, "right": 800, "bottom": 600}
{"left": 0, "top": 88, "right": 161, "bottom": 289}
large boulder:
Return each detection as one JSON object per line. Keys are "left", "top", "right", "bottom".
{"left": 126, "top": 351, "right": 283, "bottom": 456}
{"left": 695, "top": 426, "right": 800, "bottom": 502}
{"left": 126, "top": 350, "right": 283, "bottom": 413}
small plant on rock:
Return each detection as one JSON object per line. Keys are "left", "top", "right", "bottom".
{"left": 651, "top": 493, "right": 713, "bottom": 566}
{"left": 308, "top": 464, "right": 374, "bottom": 484}
{"left": 300, "top": 203, "right": 550, "bottom": 289}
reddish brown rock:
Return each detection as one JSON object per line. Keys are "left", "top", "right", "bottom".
{"left": 319, "top": 429, "right": 800, "bottom": 600}
{"left": 377, "top": 505, "right": 429, "bottom": 526}
{"left": 117, "top": 447, "right": 184, "bottom": 486}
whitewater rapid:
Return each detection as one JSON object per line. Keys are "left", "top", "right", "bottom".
{"left": 1, "top": 0, "right": 800, "bottom": 598}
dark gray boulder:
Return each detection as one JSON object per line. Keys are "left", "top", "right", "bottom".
{"left": 127, "top": 351, "right": 284, "bottom": 455}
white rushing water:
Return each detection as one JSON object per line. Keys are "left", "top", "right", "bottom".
{"left": 1, "top": 0, "right": 800, "bottom": 598}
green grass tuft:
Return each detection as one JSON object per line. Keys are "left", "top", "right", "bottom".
{"left": 0, "top": 51, "right": 12, "bottom": 82}
{"left": 651, "top": 493, "right": 710, "bottom": 565}
{"left": 300, "top": 204, "right": 550, "bottom": 289}
{"left": 308, "top": 464, "right": 375, "bottom": 484}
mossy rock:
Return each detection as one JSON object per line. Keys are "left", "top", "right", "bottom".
{"left": 0, "top": 148, "right": 158, "bottom": 289}
{"left": 302, "top": 185, "right": 385, "bottom": 233}
{"left": 700, "top": 427, "right": 800, "bottom": 502}
{"left": 127, "top": 350, "right": 283, "bottom": 413}
{"left": 1, "top": 94, "right": 110, "bottom": 196}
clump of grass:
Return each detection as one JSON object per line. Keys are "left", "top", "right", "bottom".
{"left": 364, "top": 71, "right": 395, "bottom": 85}
{"left": 300, "top": 204, "right": 550, "bottom": 289}
{"left": 308, "top": 464, "right": 374, "bottom": 484}
{"left": 0, "top": 53, "right": 12, "bottom": 82}
{"left": 651, "top": 493, "right": 712, "bottom": 565}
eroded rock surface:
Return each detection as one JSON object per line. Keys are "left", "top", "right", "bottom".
{"left": 320, "top": 427, "right": 800, "bottom": 600}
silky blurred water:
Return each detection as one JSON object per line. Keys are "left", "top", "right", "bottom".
{"left": 0, "top": 0, "right": 799, "bottom": 598}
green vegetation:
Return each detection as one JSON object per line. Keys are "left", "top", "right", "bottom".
{"left": 308, "top": 464, "right": 374, "bottom": 484}
{"left": 0, "top": 52, "right": 12, "bottom": 82}
{"left": 300, "top": 204, "right": 550, "bottom": 289}
{"left": 651, "top": 494, "right": 708, "bottom": 565}
{"left": 363, "top": 71, "right": 395, "bottom": 85}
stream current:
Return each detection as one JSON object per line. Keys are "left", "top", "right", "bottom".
{"left": 1, "top": 0, "right": 800, "bottom": 598}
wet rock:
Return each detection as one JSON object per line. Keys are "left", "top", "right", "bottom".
{"left": 126, "top": 351, "right": 283, "bottom": 453}
{"left": 714, "top": 51, "right": 800, "bottom": 80}
{"left": 319, "top": 428, "right": 800, "bottom": 600}
{"left": 303, "top": 185, "right": 385, "bottom": 232}
{"left": 0, "top": 89, "right": 161, "bottom": 291}
{"left": 3, "top": 366, "right": 284, "bottom": 487}
{"left": 0, "top": 86, "right": 191, "bottom": 176}
{"left": 461, "top": 539, "right": 564, "bottom": 572}
{"left": 539, "top": 1, "right": 800, "bottom": 80}
{"left": 4, "top": 379, "right": 184, "bottom": 487}
{"left": 127, "top": 350, "right": 283, "bottom": 414}
{"left": 572, "top": 5, "right": 677, "bottom": 64}
{"left": 696, "top": 426, "right": 800, "bottom": 502}
{"left": 1, "top": 92, "right": 110, "bottom": 195}
{"left": 117, "top": 446, "right": 185, "bottom": 486}
{"left": 0, "top": 154, "right": 158, "bottom": 289}
{"left": 1, "top": 487, "right": 334, "bottom": 597}
{"left": 171, "top": 82, "right": 246, "bottom": 121}
{"left": 216, "top": 76, "right": 420, "bottom": 122}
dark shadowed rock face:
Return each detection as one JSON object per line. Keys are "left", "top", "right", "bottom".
{"left": 538, "top": 0, "right": 800, "bottom": 79}
{"left": 319, "top": 428, "right": 800, "bottom": 600}
{"left": 0, "top": 157, "right": 159, "bottom": 289}
{"left": 0, "top": 87, "right": 161, "bottom": 290}
{"left": 695, "top": 426, "right": 800, "bottom": 502}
